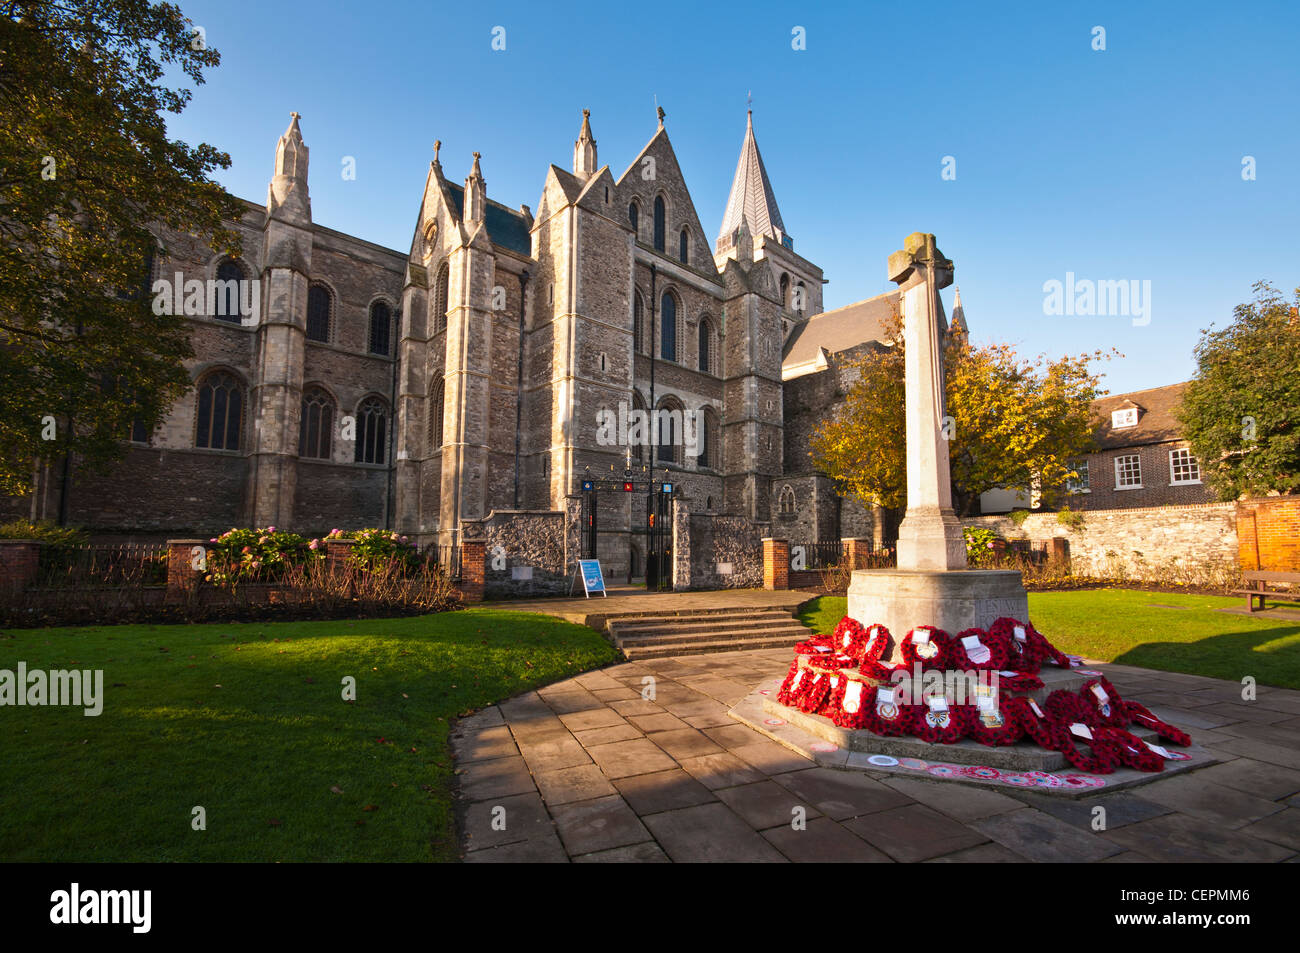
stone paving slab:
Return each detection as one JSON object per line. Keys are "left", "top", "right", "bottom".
{"left": 453, "top": 648, "right": 1299, "bottom": 863}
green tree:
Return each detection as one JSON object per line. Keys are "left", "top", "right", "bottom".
{"left": 1179, "top": 281, "right": 1300, "bottom": 500}
{"left": 0, "top": 1, "right": 240, "bottom": 496}
{"left": 811, "top": 309, "right": 1113, "bottom": 516}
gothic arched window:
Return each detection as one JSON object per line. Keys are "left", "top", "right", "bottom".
{"left": 194, "top": 371, "right": 243, "bottom": 451}
{"left": 679, "top": 228, "right": 689, "bottom": 264}
{"left": 655, "top": 396, "right": 683, "bottom": 466}
{"left": 435, "top": 264, "right": 449, "bottom": 334}
{"left": 299, "top": 386, "right": 335, "bottom": 459}
{"left": 631, "top": 390, "right": 646, "bottom": 463}
{"left": 698, "top": 407, "right": 719, "bottom": 470}
{"left": 660, "top": 291, "right": 677, "bottom": 362}
{"left": 779, "top": 274, "right": 790, "bottom": 310}
{"left": 214, "top": 258, "right": 247, "bottom": 323}
{"left": 368, "top": 301, "right": 391, "bottom": 356}
{"left": 633, "top": 291, "right": 644, "bottom": 354}
{"left": 354, "top": 396, "right": 388, "bottom": 465}
{"left": 653, "top": 196, "right": 665, "bottom": 252}
{"left": 428, "top": 380, "right": 444, "bottom": 454}
{"left": 628, "top": 202, "right": 639, "bottom": 235}
{"left": 779, "top": 484, "right": 796, "bottom": 515}
{"left": 698, "top": 317, "right": 714, "bottom": 374}
{"left": 306, "top": 284, "right": 332, "bottom": 342}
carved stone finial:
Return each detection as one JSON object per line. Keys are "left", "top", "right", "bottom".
{"left": 583, "top": 108, "right": 590, "bottom": 119}
{"left": 290, "top": 111, "right": 299, "bottom": 120}
{"left": 657, "top": 105, "right": 665, "bottom": 126}
{"left": 433, "top": 139, "right": 441, "bottom": 162}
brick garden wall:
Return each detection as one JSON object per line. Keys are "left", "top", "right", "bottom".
{"left": 1236, "top": 497, "right": 1300, "bottom": 571}
{"left": 962, "top": 502, "right": 1239, "bottom": 579}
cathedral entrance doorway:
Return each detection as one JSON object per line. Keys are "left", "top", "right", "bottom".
{"left": 579, "top": 479, "right": 674, "bottom": 592}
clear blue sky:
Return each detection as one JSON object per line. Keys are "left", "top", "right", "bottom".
{"left": 166, "top": 0, "right": 1298, "bottom": 395}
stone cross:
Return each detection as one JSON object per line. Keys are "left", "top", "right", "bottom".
{"left": 888, "top": 232, "right": 968, "bottom": 572}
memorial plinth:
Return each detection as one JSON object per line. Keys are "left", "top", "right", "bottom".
{"left": 848, "top": 568, "right": 1029, "bottom": 663}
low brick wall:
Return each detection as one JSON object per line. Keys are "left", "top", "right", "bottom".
{"left": 962, "top": 502, "right": 1238, "bottom": 579}
{"left": 1237, "top": 497, "right": 1300, "bottom": 572}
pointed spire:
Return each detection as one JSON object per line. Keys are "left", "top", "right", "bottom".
{"left": 268, "top": 112, "right": 310, "bottom": 224}
{"left": 950, "top": 286, "right": 968, "bottom": 335}
{"left": 573, "top": 108, "right": 597, "bottom": 180}
{"left": 716, "top": 109, "right": 787, "bottom": 253}
{"left": 464, "top": 151, "right": 486, "bottom": 224}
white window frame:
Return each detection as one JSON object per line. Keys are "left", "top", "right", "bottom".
{"left": 1114, "top": 453, "right": 1142, "bottom": 490}
{"left": 1111, "top": 407, "right": 1138, "bottom": 429}
{"left": 1169, "top": 448, "right": 1202, "bottom": 485}
{"left": 1066, "top": 458, "right": 1090, "bottom": 494}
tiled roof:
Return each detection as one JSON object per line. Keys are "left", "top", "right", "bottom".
{"left": 1091, "top": 381, "right": 1190, "bottom": 449}
{"left": 443, "top": 183, "right": 532, "bottom": 257}
{"left": 782, "top": 291, "right": 900, "bottom": 373}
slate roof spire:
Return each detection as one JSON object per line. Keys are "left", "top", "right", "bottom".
{"left": 717, "top": 108, "right": 787, "bottom": 250}
{"left": 950, "top": 286, "right": 968, "bottom": 335}
{"left": 268, "top": 112, "right": 311, "bottom": 224}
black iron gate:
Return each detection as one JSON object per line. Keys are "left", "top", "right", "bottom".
{"left": 580, "top": 477, "right": 674, "bottom": 591}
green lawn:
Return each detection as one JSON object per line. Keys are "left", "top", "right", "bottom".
{"left": 0, "top": 609, "right": 618, "bottom": 862}
{"left": 799, "top": 590, "right": 1300, "bottom": 690}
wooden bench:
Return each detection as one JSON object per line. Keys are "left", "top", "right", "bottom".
{"left": 1232, "top": 571, "right": 1300, "bottom": 612}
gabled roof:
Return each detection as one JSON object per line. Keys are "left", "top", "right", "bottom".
{"left": 717, "top": 111, "right": 786, "bottom": 245}
{"left": 443, "top": 182, "right": 532, "bottom": 256}
{"left": 782, "top": 291, "right": 900, "bottom": 379}
{"left": 1091, "top": 382, "right": 1190, "bottom": 450}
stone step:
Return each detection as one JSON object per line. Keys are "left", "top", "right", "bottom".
{"left": 618, "top": 626, "right": 811, "bottom": 648}
{"left": 621, "top": 634, "right": 808, "bottom": 660}
{"left": 602, "top": 604, "right": 798, "bottom": 622}
{"left": 611, "top": 616, "right": 801, "bottom": 639}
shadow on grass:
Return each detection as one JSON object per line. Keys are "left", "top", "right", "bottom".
{"left": 1114, "top": 623, "right": 1300, "bottom": 690}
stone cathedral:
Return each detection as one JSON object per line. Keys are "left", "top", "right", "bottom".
{"left": 15, "top": 108, "right": 965, "bottom": 579}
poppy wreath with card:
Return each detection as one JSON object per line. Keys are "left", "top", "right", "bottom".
{"left": 910, "top": 702, "right": 973, "bottom": 744}
{"left": 831, "top": 618, "right": 867, "bottom": 660}
{"left": 1044, "top": 688, "right": 1123, "bottom": 773}
{"left": 948, "top": 627, "right": 1010, "bottom": 672}
{"left": 1098, "top": 726, "right": 1165, "bottom": 772}
{"left": 967, "top": 691, "right": 1026, "bottom": 746}
{"left": 987, "top": 617, "right": 1041, "bottom": 673}
{"left": 1080, "top": 676, "right": 1128, "bottom": 728}
{"left": 898, "top": 626, "right": 952, "bottom": 670}
{"left": 1004, "top": 695, "right": 1069, "bottom": 752}
{"left": 776, "top": 659, "right": 806, "bottom": 706}
{"left": 831, "top": 677, "right": 876, "bottom": 729}
{"left": 1122, "top": 700, "right": 1192, "bottom": 747}
{"left": 794, "top": 636, "right": 835, "bottom": 656}
{"left": 993, "top": 670, "right": 1044, "bottom": 693}
{"left": 816, "top": 672, "right": 850, "bottom": 719}
{"left": 865, "top": 684, "right": 912, "bottom": 736}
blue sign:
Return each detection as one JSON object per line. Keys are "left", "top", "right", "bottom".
{"left": 661, "top": 483, "right": 673, "bottom": 494}
{"left": 578, "top": 559, "right": 606, "bottom": 598}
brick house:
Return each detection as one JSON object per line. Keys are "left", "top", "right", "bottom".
{"left": 1063, "top": 382, "right": 1215, "bottom": 510}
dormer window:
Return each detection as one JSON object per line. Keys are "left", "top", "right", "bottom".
{"left": 1111, "top": 407, "right": 1138, "bottom": 429}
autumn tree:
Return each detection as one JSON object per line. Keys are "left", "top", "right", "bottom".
{"left": 0, "top": 1, "right": 241, "bottom": 496}
{"left": 1178, "top": 281, "right": 1300, "bottom": 500}
{"left": 811, "top": 308, "right": 1113, "bottom": 516}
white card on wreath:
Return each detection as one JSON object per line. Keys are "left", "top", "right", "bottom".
{"left": 927, "top": 696, "right": 949, "bottom": 712}
{"left": 976, "top": 694, "right": 997, "bottom": 713}
{"left": 1092, "top": 684, "right": 1109, "bottom": 704}
{"left": 1145, "top": 741, "right": 1172, "bottom": 759}
{"left": 877, "top": 687, "right": 895, "bottom": 705}
{"left": 961, "top": 635, "right": 991, "bottom": 664}
{"left": 1029, "top": 699, "right": 1045, "bottom": 717}
{"left": 1070, "top": 722, "right": 1093, "bottom": 740}
{"left": 911, "top": 629, "right": 932, "bottom": 645}
{"left": 1013, "top": 626, "right": 1027, "bottom": 641}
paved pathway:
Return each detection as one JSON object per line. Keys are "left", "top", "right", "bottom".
{"left": 452, "top": 650, "right": 1300, "bottom": 862}
{"left": 490, "top": 585, "right": 820, "bottom": 627}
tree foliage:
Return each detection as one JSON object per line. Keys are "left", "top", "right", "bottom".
{"left": 1178, "top": 281, "right": 1300, "bottom": 500}
{"left": 811, "top": 307, "right": 1114, "bottom": 515}
{"left": 0, "top": 1, "right": 240, "bottom": 494}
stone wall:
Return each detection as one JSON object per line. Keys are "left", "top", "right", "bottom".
{"left": 465, "top": 509, "right": 569, "bottom": 598}
{"left": 688, "top": 514, "right": 766, "bottom": 589}
{"left": 962, "top": 502, "right": 1238, "bottom": 579}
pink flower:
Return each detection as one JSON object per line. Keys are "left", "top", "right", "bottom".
{"left": 241, "top": 546, "right": 251, "bottom": 554}
{"left": 267, "top": 526, "right": 276, "bottom": 533}
{"left": 309, "top": 540, "right": 320, "bottom": 550}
